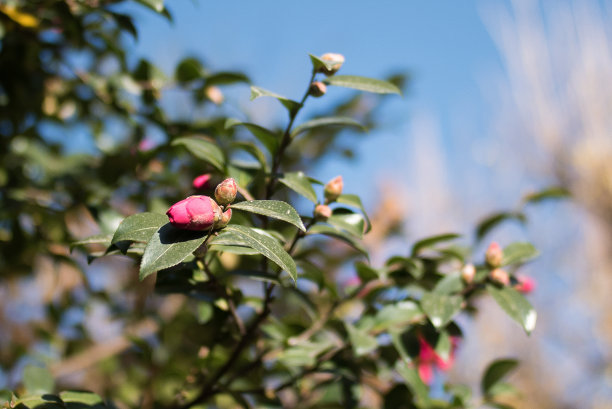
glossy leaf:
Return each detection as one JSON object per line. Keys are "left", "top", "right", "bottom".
{"left": 278, "top": 171, "right": 318, "bottom": 203}
{"left": 231, "top": 200, "right": 306, "bottom": 232}
{"left": 250, "top": 86, "right": 300, "bottom": 113}
{"left": 140, "top": 224, "right": 209, "bottom": 280}
{"left": 476, "top": 212, "right": 526, "bottom": 241}
{"left": 172, "top": 136, "right": 225, "bottom": 172}
{"left": 226, "top": 119, "right": 279, "bottom": 155}
{"left": 346, "top": 323, "right": 378, "bottom": 356}
{"left": 111, "top": 212, "right": 167, "bottom": 246}
{"left": 487, "top": 285, "right": 537, "bottom": 334}
{"left": 327, "top": 212, "right": 365, "bottom": 238}
{"left": 323, "top": 75, "right": 402, "bottom": 94}
{"left": 307, "top": 224, "right": 368, "bottom": 256}
{"left": 225, "top": 225, "right": 297, "bottom": 282}
{"left": 411, "top": 233, "right": 460, "bottom": 256}
{"left": 291, "top": 116, "right": 365, "bottom": 138}
{"left": 481, "top": 359, "right": 519, "bottom": 396}
{"left": 502, "top": 242, "right": 539, "bottom": 266}
{"left": 420, "top": 292, "right": 462, "bottom": 329}
{"left": 336, "top": 194, "right": 371, "bottom": 232}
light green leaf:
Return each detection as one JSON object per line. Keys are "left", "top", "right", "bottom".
{"left": 433, "top": 271, "right": 464, "bottom": 295}
{"left": 336, "top": 194, "right": 371, "bottom": 233}
{"left": 372, "top": 301, "right": 424, "bottom": 332}
{"left": 502, "top": 242, "right": 539, "bottom": 266}
{"left": 13, "top": 394, "right": 63, "bottom": 409}
{"left": 309, "top": 53, "right": 338, "bottom": 72}
{"left": 420, "top": 292, "right": 462, "bottom": 329}
{"left": 135, "top": 0, "right": 164, "bottom": 13}
{"left": 139, "top": 224, "right": 209, "bottom": 280}
{"left": 23, "top": 365, "right": 54, "bottom": 395}
{"left": 395, "top": 361, "right": 431, "bottom": 406}
{"left": 434, "top": 330, "right": 452, "bottom": 361}
{"left": 225, "top": 225, "right": 297, "bottom": 282}
{"left": 291, "top": 116, "right": 365, "bottom": 138}
{"left": 111, "top": 212, "right": 168, "bottom": 246}
{"left": 488, "top": 285, "right": 537, "bottom": 334}
{"left": 59, "top": 391, "right": 105, "bottom": 406}
{"left": 307, "top": 224, "right": 368, "bottom": 256}
{"left": 231, "top": 200, "right": 305, "bottom": 232}
{"left": 328, "top": 212, "right": 365, "bottom": 238}
{"left": 323, "top": 75, "right": 401, "bottom": 94}
{"left": 346, "top": 323, "right": 378, "bottom": 356}
{"left": 226, "top": 119, "right": 279, "bottom": 155}
{"left": 481, "top": 359, "right": 519, "bottom": 396}
{"left": 411, "top": 233, "right": 461, "bottom": 256}
{"left": 250, "top": 86, "right": 300, "bottom": 113}
{"left": 172, "top": 136, "right": 225, "bottom": 172}
{"left": 278, "top": 171, "right": 318, "bottom": 203}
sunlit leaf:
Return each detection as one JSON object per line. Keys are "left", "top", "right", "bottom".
{"left": 231, "top": 200, "right": 305, "bottom": 232}
{"left": 307, "top": 224, "right": 368, "bottom": 256}
{"left": 226, "top": 119, "right": 279, "bottom": 155}
{"left": 346, "top": 323, "right": 378, "bottom": 356}
{"left": 323, "top": 75, "right": 401, "bottom": 94}
{"left": 111, "top": 212, "right": 167, "bottom": 247}
{"left": 250, "top": 86, "right": 300, "bottom": 113}
{"left": 336, "top": 194, "right": 371, "bottom": 233}
{"left": 279, "top": 171, "right": 318, "bottom": 203}
{"left": 327, "top": 212, "right": 365, "bottom": 238}
{"left": 487, "top": 285, "right": 537, "bottom": 334}
{"left": 291, "top": 116, "right": 365, "bottom": 138}
{"left": 172, "top": 136, "right": 225, "bottom": 172}
{"left": 23, "top": 365, "right": 54, "bottom": 395}
{"left": 420, "top": 292, "right": 462, "bottom": 329}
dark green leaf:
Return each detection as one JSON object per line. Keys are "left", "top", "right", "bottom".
{"left": 172, "top": 136, "right": 225, "bottom": 172}
{"left": 346, "top": 323, "right": 378, "bottom": 356}
{"left": 487, "top": 285, "right": 536, "bottom": 334}
{"left": 175, "top": 57, "right": 204, "bottom": 83}
{"left": 225, "top": 225, "right": 297, "bottom": 282}
{"left": 476, "top": 212, "right": 526, "bottom": 242}
{"left": 278, "top": 171, "right": 318, "bottom": 203}
{"left": 502, "top": 242, "right": 539, "bottom": 266}
{"left": 355, "top": 261, "right": 379, "bottom": 282}
{"left": 327, "top": 212, "right": 365, "bottom": 238}
{"left": 481, "top": 359, "right": 519, "bottom": 396}
{"left": 231, "top": 200, "right": 305, "bottom": 231}
{"left": 13, "top": 394, "right": 63, "bottom": 409}
{"left": 420, "top": 292, "right": 462, "bottom": 329}
{"left": 523, "top": 186, "right": 570, "bottom": 204}
{"left": 323, "top": 75, "right": 402, "bottom": 94}
{"left": 226, "top": 119, "right": 279, "bottom": 155}
{"left": 140, "top": 224, "right": 209, "bottom": 280}
{"left": 250, "top": 86, "right": 300, "bottom": 113}
{"left": 336, "top": 194, "right": 371, "bottom": 233}
{"left": 206, "top": 72, "right": 250, "bottom": 86}
{"left": 308, "top": 224, "right": 368, "bottom": 256}
{"left": 395, "top": 362, "right": 431, "bottom": 406}
{"left": 291, "top": 116, "right": 365, "bottom": 138}
{"left": 111, "top": 212, "right": 167, "bottom": 247}
{"left": 23, "top": 365, "right": 54, "bottom": 395}
{"left": 231, "top": 141, "right": 268, "bottom": 171}
{"left": 411, "top": 233, "right": 460, "bottom": 256}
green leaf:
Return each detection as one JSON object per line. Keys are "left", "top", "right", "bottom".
{"left": 206, "top": 72, "right": 250, "bottom": 86}
{"left": 139, "top": 224, "right": 209, "bottom": 280}
{"left": 291, "top": 116, "right": 365, "bottom": 138}
{"left": 395, "top": 361, "right": 431, "bottom": 406}
{"left": 225, "top": 225, "right": 297, "bottom": 282}
{"left": 226, "top": 119, "right": 279, "bottom": 155}
{"left": 278, "top": 171, "right": 318, "bottom": 203}
{"left": 208, "top": 245, "right": 259, "bottom": 255}
{"left": 307, "top": 224, "right": 368, "bottom": 256}
{"left": 355, "top": 261, "right": 379, "bottom": 282}
{"left": 476, "top": 212, "right": 526, "bottom": 242}
{"left": 59, "top": 391, "right": 105, "bottom": 407}
{"left": 172, "top": 136, "right": 225, "bottom": 172}
{"left": 111, "top": 212, "right": 168, "bottom": 247}
{"left": 433, "top": 272, "right": 464, "bottom": 295}
{"left": 231, "top": 200, "right": 305, "bottom": 232}
{"left": 336, "top": 194, "right": 371, "bottom": 233}
{"left": 175, "top": 57, "right": 204, "bottom": 83}
{"left": 411, "top": 233, "right": 460, "bottom": 256}
{"left": 420, "top": 292, "right": 462, "bottom": 329}
{"left": 23, "top": 365, "right": 54, "bottom": 395}
{"left": 231, "top": 141, "right": 268, "bottom": 171}
{"left": 372, "top": 301, "right": 424, "bottom": 332}
{"left": 135, "top": 0, "right": 164, "bottom": 13}
{"left": 250, "top": 86, "right": 300, "bottom": 113}
{"left": 523, "top": 186, "right": 570, "bottom": 204}
{"left": 13, "top": 394, "right": 63, "bottom": 409}
{"left": 488, "top": 285, "right": 536, "bottom": 334}
{"left": 70, "top": 234, "right": 112, "bottom": 250}
{"left": 309, "top": 53, "right": 339, "bottom": 72}
{"left": 323, "top": 75, "right": 402, "bottom": 95}
{"left": 481, "top": 359, "right": 519, "bottom": 396}
{"left": 502, "top": 242, "right": 539, "bottom": 266}
{"left": 327, "top": 212, "right": 365, "bottom": 238}
{"left": 346, "top": 323, "right": 378, "bottom": 356}
{"left": 434, "top": 331, "right": 452, "bottom": 361}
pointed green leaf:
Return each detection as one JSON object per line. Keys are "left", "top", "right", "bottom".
{"left": 481, "top": 359, "right": 519, "bottom": 396}
{"left": 434, "top": 330, "right": 452, "bottom": 361}
{"left": 140, "top": 224, "right": 209, "bottom": 280}
{"left": 323, "top": 75, "right": 401, "bottom": 94}
{"left": 523, "top": 186, "right": 570, "bottom": 204}
{"left": 135, "top": 0, "right": 164, "bottom": 13}
{"left": 70, "top": 234, "right": 112, "bottom": 250}
{"left": 250, "top": 86, "right": 300, "bottom": 113}
{"left": 420, "top": 292, "right": 462, "bottom": 329}
{"left": 225, "top": 225, "right": 297, "bottom": 282}
{"left": 307, "top": 224, "right": 368, "bottom": 256}
{"left": 206, "top": 71, "right": 250, "bottom": 86}
{"left": 488, "top": 285, "right": 536, "bottom": 334}
{"left": 278, "top": 171, "right": 318, "bottom": 203}
{"left": 502, "top": 242, "right": 539, "bottom": 266}
{"left": 175, "top": 57, "right": 204, "bottom": 83}
{"left": 309, "top": 54, "right": 339, "bottom": 72}
{"left": 111, "top": 212, "right": 168, "bottom": 246}
{"left": 372, "top": 301, "right": 424, "bottom": 332}
{"left": 411, "top": 233, "right": 461, "bottom": 256}
{"left": 231, "top": 200, "right": 305, "bottom": 232}
{"left": 226, "top": 119, "right": 279, "bottom": 155}
{"left": 172, "top": 136, "right": 225, "bottom": 172}
{"left": 476, "top": 212, "right": 527, "bottom": 242}
{"left": 59, "top": 391, "right": 105, "bottom": 406}
{"left": 231, "top": 141, "right": 268, "bottom": 171}
{"left": 327, "top": 212, "right": 365, "bottom": 238}
{"left": 208, "top": 245, "right": 259, "bottom": 255}
{"left": 336, "top": 194, "right": 371, "bottom": 233}
{"left": 291, "top": 116, "right": 365, "bottom": 138}
{"left": 346, "top": 323, "right": 378, "bottom": 356}
{"left": 395, "top": 361, "right": 431, "bottom": 406}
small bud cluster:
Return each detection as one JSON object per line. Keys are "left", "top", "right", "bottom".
{"left": 312, "top": 175, "right": 345, "bottom": 223}
{"left": 166, "top": 178, "right": 237, "bottom": 231}
{"left": 308, "top": 52, "right": 345, "bottom": 98}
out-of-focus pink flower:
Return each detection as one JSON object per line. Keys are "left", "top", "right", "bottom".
{"left": 138, "top": 138, "right": 156, "bottom": 152}
{"left": 192, "top": 173, "right": 212, "bottom": 190}
{"left": 417, "top": 336, "right": 459, "bottom": 385}
{"left": 166, "top": 195, "right": 220, "bottom": 231}
{"left": 515, "top": 275, "right": 536, "bottom": 294}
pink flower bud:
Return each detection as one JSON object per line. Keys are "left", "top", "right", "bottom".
{"left": 167, "top": 195, "right": 219, "bottom": 231}
{"left": 515, "top": 275, "right": 536, "bottom": 294}
{"left": 314, "top": 204, "right": 332, "bottom": 221}
{"left": 215, "top": 178, "right": 237, "bottom": 206}
{"left": 485, "top": 242, "right": 503, "bottom": 268}
{"left": 204, "top": 86, "right": 224, "bottom": 105}
{"left": 192, "top": 173, "right": 212, "bottom": 190}
{"left": 461, "top": 263, "right": 476, "bottom": 284}
{"left": 214, "top": 208, "right": 232, "bottom": 229}
{"left": 324, "top": 175, "right": 343, "bottom": 203}
{"left": 490, "top": 268, "right": 510, "bottom": 286}
{"left": 319, "top": 53, "right": 345, "bottom": 76}
{"left": 309, "top": 81, "right": 327, "bottom": 97}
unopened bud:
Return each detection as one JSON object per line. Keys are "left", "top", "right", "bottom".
{"left": 515, "top": 275, "right": 536, "bottom": 294}
{"left": 324, "top": 175, "right": 343, "bottom": 203}
{"left": 167, "top": 195, "right": 218, "bottom": 231}
{"left": 215, "top": 178, "right": 237, "bottom": 206}
{"left": 204, "top": 86, "right": 224, "bottom": 105}
{"left": 309, "top": 81, "right": 327, "bottom": 97}
{"left": 485, "top": 242, "right": 503, "bottom": 268}
{"left": 490, "top": 268, "right": 510, "bottom": 286}
{"left": 314, "top": 204, "right": 332, "bottom": 221}
{"left": 192, "top": 173, "right": 212, "bottom": 190}
{"left": 461, "top": 263, "right": 476, "bottom": 284}
{"left": 319, "top": 53, "right": 345, "bottom": 76}
{"left": 215, "top": 208, "right": 232, "bottom": 229}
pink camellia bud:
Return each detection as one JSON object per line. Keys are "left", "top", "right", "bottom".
{"left": 166, "top": 195, "right": 219, "bottom": 231}
{"left": 324, "top": 175, "right": 343, "bottom": 203}
{"left": 314, "top": 204, "right": 332, "bottom": 221}
{"left": 515, "top": 275, "right": 536, "bottom": 294}
{"left": 215, "top": 178, "right": 237, "bottom": 206}
{"left": 490, "top": 268, "right": 510, "bottom": 286}
{"left": 485, "top": 242, "right": 503, "bottom": 268}
{"left": 214, "top": 208, "right": 232, "bottom": 229}
{"left": 319, "top": 53, "right": 345, "bottom": 76}
{"left": 461, "top": 263, "right": 476, "bottom": 284}
{"left": 192, "top": 173, "right": 212, "bottom": 190}
{"left": 309, "top": 81, "right": 327, "bottom": 97}
{"left": 204, "top": 86, "right": 224, "bottom": 105}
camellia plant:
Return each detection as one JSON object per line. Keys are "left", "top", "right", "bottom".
{"left": 0, "top": 2, "right": 557, "bottom": 408}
